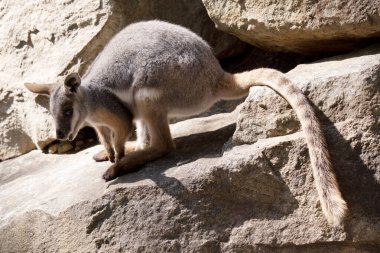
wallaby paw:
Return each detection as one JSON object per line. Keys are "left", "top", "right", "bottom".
{"left": 93, "top": 150, "right": 109, "bottom": 162}
{"left": 102, "top": 165, "right": 120, "bottom": 182}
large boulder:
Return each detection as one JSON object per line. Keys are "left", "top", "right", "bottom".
{"left": 0, "top": 0, "right": 246, "bottom": 161}
{"left": 234, "top": 44, "right": 380, "bottom": 144}
{"left": 202, "top": 0, "right": 380, "bottom": 54}
{"left": 0, "top": 46, "right": 379, "bottom": 252}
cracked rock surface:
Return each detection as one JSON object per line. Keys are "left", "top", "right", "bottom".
{"left": 202, "top": 0, "right": 380, "bottom": 54}
{"left": 0, "top": 46, "right": 379, "bottom": 252}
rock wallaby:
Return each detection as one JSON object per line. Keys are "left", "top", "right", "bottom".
{"left": 25, "top": 20, "right": 347, "bottom": 226}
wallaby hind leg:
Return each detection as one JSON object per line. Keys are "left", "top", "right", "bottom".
{"left": 136, "top": 119, "right": 150, "bottom": 149}
{"left": 123, "top": 120, "right": 150, "bottom": 153}
{"left": 103, "top": 108, "right": 174, "bottom": 181}
{"left": 93, "top": 126, "right": 115, "bottom": 162}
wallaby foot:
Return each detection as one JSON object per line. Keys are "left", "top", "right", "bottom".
{"left": 102, "top": 146, "right": 173, "bottom": 181}
{"left": 103, "top": 106, "right": 174, "bottom": 181}
{"left": 103, "top": 164, "right": 120, "bottom": 181}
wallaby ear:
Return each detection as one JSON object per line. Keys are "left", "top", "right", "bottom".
{"left": 64, "top": 73, "right": 81, "bottom": 93}
{"left": 24, "top": 82, "right": 55, "bottom": 96}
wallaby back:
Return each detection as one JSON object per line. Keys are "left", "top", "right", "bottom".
{"left": 81, "top": 21, "right": 224, "bottom": 117}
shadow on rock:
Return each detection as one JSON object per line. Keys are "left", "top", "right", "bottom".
{"left": 312, "top": 102, "right": 380, "bottom": 234}
{"left": 108, "top": 121, "right": 298, "bottom": 235}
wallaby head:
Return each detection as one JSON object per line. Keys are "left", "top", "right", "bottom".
{"left": 25, "top": 73, "right": 87, "bottom": 141}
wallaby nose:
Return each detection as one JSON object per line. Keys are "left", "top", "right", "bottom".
{"left": 56, "top": 130, "right": 65, "bottom": 140}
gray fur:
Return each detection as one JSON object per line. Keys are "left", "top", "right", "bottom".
{"left": 81, "top": 20, "right": 224, "bottom": 118}
{"left": 25, "top": 20, "right": 346, "bottom": 225}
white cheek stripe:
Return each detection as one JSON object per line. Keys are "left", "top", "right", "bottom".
{"left": 70, "top": 104, "right": 82, "bottom": 137}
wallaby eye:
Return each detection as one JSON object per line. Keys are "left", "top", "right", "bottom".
{"left": 64, "top": 108, "right": 73, "bottom": 117}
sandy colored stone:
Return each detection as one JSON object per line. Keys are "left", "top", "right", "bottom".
{"left": 202, "top": 0, "right": 380, "bottom": 54}
{"left": 0, "top": 44, "right": 380, "bottom": 250}
{"left": 0, "top": 83, "right": 55, "bottom": 160}
{"left": 0, "top": 10, "right": 379, "bottom": 253}
{"left": 0, "top": 113, "right": 379, "bottom": 252}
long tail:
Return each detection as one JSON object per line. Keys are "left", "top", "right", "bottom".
{"left": 218, "top": 68, "right": 347, "bottom": 226}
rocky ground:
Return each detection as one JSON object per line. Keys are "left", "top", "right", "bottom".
{"left": 1, "top": 0, "right": 380, "bottom": 252}
{"left": 1, "top": 46, "right": 379, "bottom": 252}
